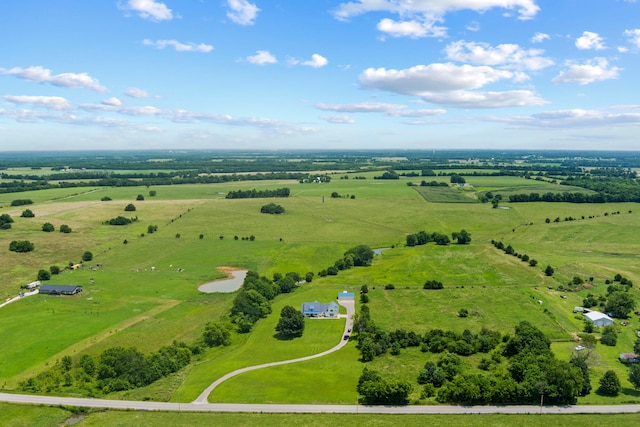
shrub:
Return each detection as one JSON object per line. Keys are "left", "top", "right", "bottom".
{"left": 0, "top": 213, "right": 14, "bottom": 229}
{"left": 41, "top": 222, "right": 55, "bottom": 232}
{"left": 136, "top": 194, "right": 145, "bottom": 201}
{"left": 458, "top": 308, "right": 469, "bottom": 318}
{"left": 385, "top": 284, "right": 395, "bottom": 290}
{"left": 49, "top": 265, "right": 60, "bottom": 275}
{"left": 149, "top": 190, "right": 157, "bottom": 197}
{"left": 82, "top": 251, "right": 93, "bottom": 262}
{"left": 124, "top": 204, "right": 136, "bottom": 212}
{"left": 260, "top": 203, "right": 285, "bottom": 214}
{"left": 11, "top": 199, "right": 33, "bottom": 206}
{"left": 59, "top": 224, "right": 72, "bottom": 233}
{"left": 101, "top": 196, "right": 112, "bottom": 201}
{"left": 424, "top": 280, "right": 444, "bottom": 290}
{"left": 37, "top": 269, "right": 50, "bottom": 281}
{"left": 9, "top": 240, "right": 34, "bottom": 252}
{"left": 20, "top": 209, "right": 35, "bottom": 218}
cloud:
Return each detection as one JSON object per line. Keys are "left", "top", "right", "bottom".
{"left": 125, "top": 87, "right": 155, "bottom": 98}
{"left": 142, "top": 39, "right": 214, "bottom": 53}
{"left": 3, "top": 95, "right": 72, "bottom": 110}
{"left": 444, "top": 40, "right": 553, "bottom": 70}
{"left": 624, "top": 29, "right": 640, "bottom": 49}
{"left": 321, "top": 115, "right": 356, "bottom": 124}
{"left": 494, "top": 108, "right": 640, "bottom": 128}
{"left": 245, "top": 50, "right": 277, "bottom": 65}
{"left": 531, "top": 32, "right": 550, "bottom": 43}
{"left": 292, "top": 54, "right": 329, "bottom": 68}
{"left": 227, "top": 0, "right": 260, "bottom": 25}
{"left": 333, "top": 1, "right": 540, "bottom": 38}
{"left": 358, "top": 63, "right": 546, "bottom": 108}
{"left": 552, "top": 58, "right": 620, "bottom": 85}
{"left": 575, "top": 31, "right": 606, "bottom": 50}
{"left": 102, "top": 97, "right": 122, "bottom": 106}
{"left": 80, "top": 102, "right": 162, "bottom": 116}
{"left": 376, "top": 17, "right": 446, "bottom": 39}
{"left": 315, "top": 102, "right": 446, "bottom": 116}
{"left": 0, "top": 66, "right": 107, "bottom": 92}
{"left": 119, "top": 0, "right": 173, "bottom": 21}
{"left": 360, "top": 63, "right": 517, "bottom": 94}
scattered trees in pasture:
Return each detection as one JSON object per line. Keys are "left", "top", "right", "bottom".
{"left": 42, "top": 222, "right": 55, "bottom": 232}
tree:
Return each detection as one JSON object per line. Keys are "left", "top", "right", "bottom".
{"left": 629, "top": 364, "right": 640, "bottom": 390}
{"left": 604, "top": 291, "right": 636, "bottom": 318}
{"left": 600, "top": 325, "right": 617, "bottom": 346}
{"left": 331, "top": 191, "right": 340, "bottom": 198}
{"left": 20, "top": 209, "right": 35, "bottom": 218}
{"left": 344, "top": 245, "right": 375, "bottom": 266}
{"left": 598, "top": 370, "right": 621, "bottom": 396}
{"left": 82, "top": 251, "right": 93, "bottom": 262}
{"left": 569, "top": 353, "right": 592, "bottom": 396}
{"left": 0, "top": 213, "right": 14, "bottom": 229}
{"left": 124, "top": 204, "right": 136, "bottom": 212}
{"left": 203, "top": 322, "right": 231, "bottom": 347}
{"left": 147, "top": 225, "right": 158, "bottom": 234}
{"left": 544, "top": 265, "right": 554, "bottom": 276}
{"left": 529, "top": 259, "right": 538, "bottom": 267}
{"left": 452, "top": 229, "right": 471, "bottom": 244}
{"left": 37, "top": 269, "right": 50, "bottom": 281}
{"left": 260, "top": 203, "right": 285, "bottom": 214}
{"left": 275, "top": 305, "right": 305, "bottom": 339}
{"left": 136, "top": 194, "right": 145, "bottom": 201}
{"left": 49, "top": 265, "right": 61, "bottom": 275}
{"left": 9, "top": 240, "right": 34, "bottom": 253}
{"left": 59, "top": 224, "right": 72, "bottom": 233}
{"left": 149, "top": 190, "right": 157, "bottom": 197}
{"left": 42, "top": 222, "right": 55, "bottom": 232}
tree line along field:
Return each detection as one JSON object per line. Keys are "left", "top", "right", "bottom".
{"left": 1, "top": 159, "right": 640, "bottom": 414}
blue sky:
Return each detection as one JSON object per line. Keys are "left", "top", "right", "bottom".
{"left": 1, "top": 0, "right": 640, "bottom": 151}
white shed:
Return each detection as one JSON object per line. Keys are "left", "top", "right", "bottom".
{"left": 584, "top": 310, "right": 614, "bottom": 327}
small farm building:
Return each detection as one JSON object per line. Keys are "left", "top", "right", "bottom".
{"left": 620, "top": 353, "right": 640, "bottom": 364}
{"left": 39, "top": 285, "right": 83, "bottom": 295}
{"left": 337, "top": 291, "right": 355, "bottom": 300}
{"left": 583, "top": 310, "right": 614, "bottom": 327}
{"left": 301, "top": 301, "right": 339, "bottom": 318}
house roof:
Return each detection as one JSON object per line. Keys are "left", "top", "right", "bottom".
{"left": 338, "top": 291, "right": 355, "bottom": 299}
{"left": 584, "top": 311, "right": 613, "bottom": 322}
{"left": 301, "top": 301, "right": 338, "bottom": 314}
{"left": 39, "top": 284, "right": 83, "bottom": 294}
{"left": 620, "top": 352, "right": 639, "bottom": 360}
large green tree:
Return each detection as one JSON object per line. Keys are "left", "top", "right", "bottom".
{"left": 598, "top": 370, "right": 621, "bottom": 396}
{"left": 275, "top": 305, "right": 305, "bottom": 339}
{"left": 605, "top": 291, "right": 636, "bottom": 318}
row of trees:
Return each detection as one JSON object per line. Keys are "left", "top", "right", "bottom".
{"left": 317, "top": 245, "right": 375, "bottom": 277}
{"left": 406, "top": 229, "right": 471, "bottom": 247}
{"left": 225, "top": 187, "right": 290, "bottom": 199}
{"left": 491, "top": 240, "right": 539, "bottom": 267}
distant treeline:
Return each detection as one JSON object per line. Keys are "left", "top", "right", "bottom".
{"left": 225, "top": 187, "right": 290, "bottom": 199}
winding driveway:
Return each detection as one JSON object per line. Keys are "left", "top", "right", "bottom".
{"left": 193, "top": 298, "right": 355, "bottom": 404}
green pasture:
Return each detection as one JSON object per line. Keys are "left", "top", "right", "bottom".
{"left": 413, "top": 185, "right": 478, "bottom": 203}
{"left": 1, "top": 174, "right": 640, "bottom": 409}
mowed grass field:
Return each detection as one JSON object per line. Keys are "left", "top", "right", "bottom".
{"left": 1, "top": 173, "right": 640, "bottom": 410}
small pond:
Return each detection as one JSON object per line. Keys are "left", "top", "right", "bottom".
{"left": 198, "top": 269, "right": 248, "bottom": 293}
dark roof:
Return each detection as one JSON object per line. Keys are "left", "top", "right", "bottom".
{"left": 39, "top": 284, "right": 83, "bottom": 295}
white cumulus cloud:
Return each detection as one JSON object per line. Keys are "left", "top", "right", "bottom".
{"left": 102, "top": 97, "right": 122, "bottom": 106}
{"left": 119, "top": 0, "right": 173, "bottom": 21}
{"left": 624, "top": 29, "right": 640, "bottom": 49}
{"left": 334, "top": 0, "right": 540, "bottom": 38}
{"left": 444, "top": 40, "right": 553, "bottom": 70}
{"left": 227, "top": 0, "right": 260, "bottom": 26}
{"left": 531, "top": 32, "right": 550, "bottom": 43}
{"left": 321, "top": 115, "right": 356, "bottom": 124}
{"left": 553, "top": 58, "right": 620, "bottom": 85}
{"left": 3, "top": 95, "right": 72, "bottom": 110}
{"left": 575, "top": 31, "right": 606, "bottom": 50}
{"left": 0, "top": 66, "right": 106, "bottom": 92}
{"left": 245, "top": 50, "right": 277, "bottom": 65}
{"left": 142, "top": 39, "right": 214, "bottom": 53}
{"left": 302, "top": 54, "right": 329, "bottom": 68}
{"left": 125, "top": 87, "right": 155, "bottom": 98}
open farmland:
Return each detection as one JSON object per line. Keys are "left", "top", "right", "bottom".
{"left": 2, "top": 151, "right": 640, "bottom": 422}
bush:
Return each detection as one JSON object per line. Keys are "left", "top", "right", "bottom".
{"left": 59, "top": 224, "right": 72, "bottom": 233}
{"left": 598, "top": 370, "right": 621, "bottom": 396}
{"left": 0, "top": 213, "right": 14, "bottom": 229}
{"left": 136, "top": 194, "right": 145, "bottom": 201}
{"left": 20, "top": 209, "right": 35, "bottom": 218}
{"left": 49, "top": 265, "right": 60, "bottom": 275}
{"left": 101, "top": 196, "right": 112, "bottom": 201}
{"left": 41, "top": 222, "right": 55, "bottom": 232}
{"left": 37, "top": 269, "right": 50, "bottom": 281}
{"left": 9, "top": 240, "right": 34, "bottom": 252}
{"left": 11, "top": 199, "right": 33, "bottom": 206}
{"left": 260, "top": 203, "right": 285, "bottom": 214}
{"left": 124, "top": 204, "right": 136, "bottom": 212}
{"left": 82, "top": 251, "right": 93, "bottom": 262}
{"left": 424, "top": 280, "right": 444, "bottom": 290}
{"left": 385, "top": 284, "right": 395, "bottom": 290}
{"left": 149, "top": 190, "right": 157, "bottom": 197}
{"left": 458, "top": 308, "right": 469, "bottom": 318}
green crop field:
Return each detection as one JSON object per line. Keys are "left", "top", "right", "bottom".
{"left": 2, "top": 160, "right": 640, "bottom": 426}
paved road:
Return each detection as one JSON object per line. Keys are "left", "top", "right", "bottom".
{"left": 1, "top": 392, "right": 640, "bottom": 414}
{"left": 193, "top": 298, "right": 355, "bottom": 403}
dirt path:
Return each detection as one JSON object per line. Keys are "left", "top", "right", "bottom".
{"left": 193, "top": 299, "right": 355, "bottom": 404}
